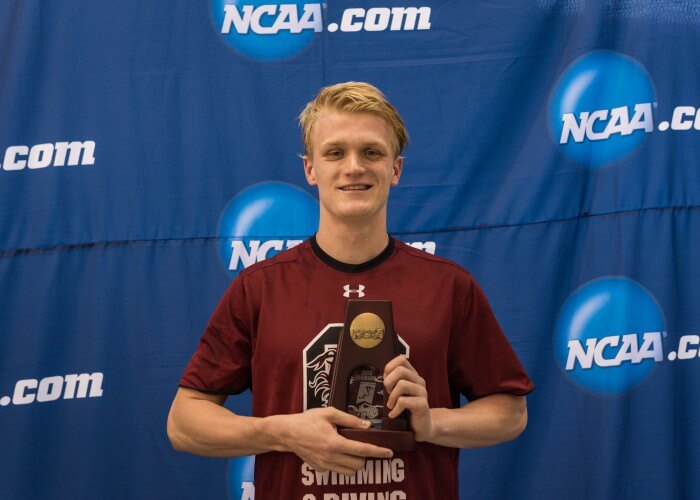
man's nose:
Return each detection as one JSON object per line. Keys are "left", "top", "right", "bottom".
{"left": 344, "top": 152, "right": 366, "bottom": 174}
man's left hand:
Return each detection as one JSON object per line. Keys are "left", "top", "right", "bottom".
{"left": 383, "top": 355, "right": 434, "bottom": 442}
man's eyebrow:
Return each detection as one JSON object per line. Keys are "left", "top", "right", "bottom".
{"left": 319, "top": 140, "right": 389, "bottom": 149}
{"left": 361, "top": 141, "right": 389, "bottom": 149}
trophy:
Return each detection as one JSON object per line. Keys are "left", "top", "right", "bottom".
{"left": 328, "top": 300, "right": 415, "bottom": 451}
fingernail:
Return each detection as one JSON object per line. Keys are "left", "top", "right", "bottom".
{"left": 363, "top": 420, "right": 371, "bottom": 427}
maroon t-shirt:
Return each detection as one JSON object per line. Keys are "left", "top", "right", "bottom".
{"left": 180, "top": 237, "right": 534, "bottom": 500}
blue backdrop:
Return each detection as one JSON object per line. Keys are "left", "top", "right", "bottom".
{"left": 2, "top": 1, "right": 699, "bottom": 498}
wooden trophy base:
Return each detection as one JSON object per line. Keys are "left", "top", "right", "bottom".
{"left": 339, "top": 428, "right": 415, "bottom": 452}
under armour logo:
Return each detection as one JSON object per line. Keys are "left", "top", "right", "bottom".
{"left": 343, "top": 284, "right": 366, "bottom": 298}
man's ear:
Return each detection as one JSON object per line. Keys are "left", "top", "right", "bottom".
{"left": 303, "top": 155, "right": 317, "bottom": 185}
{"left": 391, "top": 156, "right": 403, "bottom": 186}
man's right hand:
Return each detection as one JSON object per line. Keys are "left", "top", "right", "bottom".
{"left": 266, "top": 407, "right": 394, "bottom": 476}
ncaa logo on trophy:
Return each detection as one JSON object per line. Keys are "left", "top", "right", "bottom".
{"left": 216, "top": 181, "right": 319, "bottom": 278}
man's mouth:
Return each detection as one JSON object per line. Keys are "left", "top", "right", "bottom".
{"left": 339, "top": 184, "right": 371, "bottom": 191}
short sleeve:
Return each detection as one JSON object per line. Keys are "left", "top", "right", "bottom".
{"left": 179, "top": 277, "right": 252, "bottom": 395}
{"left": 448, "top": 274, "right": 534, "bottom": 401}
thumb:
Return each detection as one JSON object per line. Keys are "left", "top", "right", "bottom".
{"left": 325, "top": 407, "right": 372, "bottom": 429}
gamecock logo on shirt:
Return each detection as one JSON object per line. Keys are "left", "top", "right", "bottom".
{"left": 303, "top": 323, "right": 409, "bottom": 411}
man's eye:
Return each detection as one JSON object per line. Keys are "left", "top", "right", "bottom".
{"left": 365, "top": 150, "right": 382, "bottom": 158}
{"left": 327, "top": 150, "right": 343, "bottom": 158}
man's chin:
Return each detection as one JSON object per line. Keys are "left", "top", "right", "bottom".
{"left": 332, "top": 206, "right": 380, "bottom": 222}
{"left": 320, "top": 199, "right": 386, "bottom": 223}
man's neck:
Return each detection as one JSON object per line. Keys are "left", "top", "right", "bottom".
{"left": 315, "top": 218, "right": 390, "bottom": 265}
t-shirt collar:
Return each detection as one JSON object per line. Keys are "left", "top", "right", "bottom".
{"left": 310, "top": 234, "right": 395, "bottom": 274}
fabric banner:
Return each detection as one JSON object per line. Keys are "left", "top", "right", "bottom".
{"left": 1, "top": 1, "right": 699, "bottom": 498}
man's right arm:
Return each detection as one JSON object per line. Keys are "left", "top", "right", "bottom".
{"left": 167, "top": 387, "right": 394, "bottom": 476}
{"left": 167, "top": 387, "right": 278, "bottom": 457}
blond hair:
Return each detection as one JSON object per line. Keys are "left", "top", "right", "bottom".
{"left": 299, "top": 82, "right": 409, "bottom": 157}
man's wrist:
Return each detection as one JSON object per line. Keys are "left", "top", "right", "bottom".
{"left": 253, "top": 414, "right": 290, "bottom": 453}
{"left": 421, "top": 408, "right": 447, "bottom": 444}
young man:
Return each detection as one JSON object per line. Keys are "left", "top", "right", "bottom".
{"left": 168, "top": 82, "right": 534, "bottom": 499}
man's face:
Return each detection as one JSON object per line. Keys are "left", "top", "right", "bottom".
{"left": 303, "top": 110, "right": 403, "bottom": 224}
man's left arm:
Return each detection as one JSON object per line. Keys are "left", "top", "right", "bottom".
{"left": 384, "top": 355, "right": 528, "bottom": 448}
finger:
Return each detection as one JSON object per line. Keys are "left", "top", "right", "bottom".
{"left": 336, "top": 437, "right": 394, "bottom": 459}
{"left": 388, "top": 396, "right": 429, "bottom": 418}
{"left": 387, "top": 379, "right": 419, "bottom": 409}
{"left": 386, "top": 380, "right": 427, "bottom": 409}
{"left": 328, "top": 462, "right": 362, "bottom": 477}
{"left": 325, "top": 407, "right": 372, "bottom": 429}
{"left": 384, "top": 366, "right": 424, "bottom": 392}
{"left": 313, "top": 459, "right": 359, "bottom": 477}
{"left": 329, "top": 453, "right": 366, "bottom": 472}
{"left": 384, "top": 355, "right": 411, "bottom": 376}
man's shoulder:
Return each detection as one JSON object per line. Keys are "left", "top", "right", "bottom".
{"left": 392, "top": 238, "right": 472, "bottom": 280}
{"left": 236, "top": 239, "right": 313, "bottom": 281}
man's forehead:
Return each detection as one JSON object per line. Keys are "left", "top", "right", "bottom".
{"left": 312, "top": 110, "right": 395, "bottom": 149}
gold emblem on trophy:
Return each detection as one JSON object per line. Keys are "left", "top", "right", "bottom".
{"left": 349, "top": 313, "right": 385, "bottom": 348}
